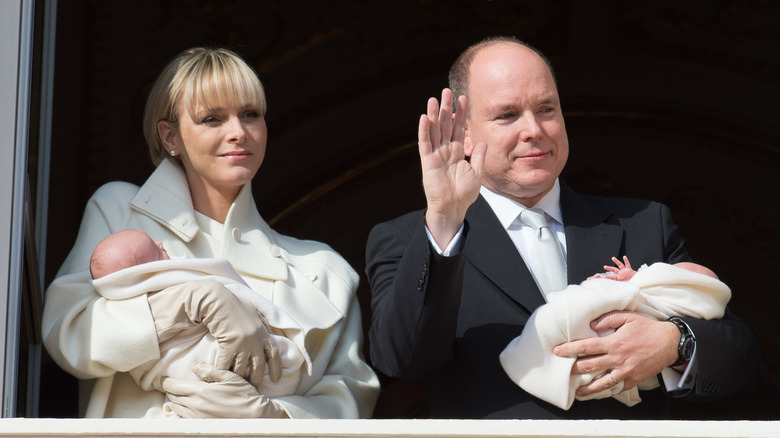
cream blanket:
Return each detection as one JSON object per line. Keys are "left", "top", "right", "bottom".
{"left": 91, "top": 257, "right": 312, "bottom": 400}
{"left": 499, "top": 262, "right": 730, "bottom": 410}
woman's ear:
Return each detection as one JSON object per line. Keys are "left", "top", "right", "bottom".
{"left": 157, "top": 120, "right": 177, "bottom": 153}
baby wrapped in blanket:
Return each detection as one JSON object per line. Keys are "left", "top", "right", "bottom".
{"left": 499, "top": 256, "right": 730, "bottom": 410}
{"left": 89, "top": 229, "right": 311, "bottom": 415}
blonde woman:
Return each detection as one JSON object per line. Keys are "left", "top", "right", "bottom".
{"left": 43, "top": 47, "right": 379, "bottom": 419}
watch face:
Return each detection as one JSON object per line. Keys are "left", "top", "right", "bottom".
{"left": 681, "top": 336, "right": 695, "bottom": 360}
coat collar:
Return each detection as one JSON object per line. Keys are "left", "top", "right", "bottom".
{"left": 130, "top": 159, "right": 199, "bottom": 241}
{"left": 129, "top": 159, "right": 288, "bottom": 281}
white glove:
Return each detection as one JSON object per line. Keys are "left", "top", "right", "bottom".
{"left": 147, "top": 278, "right": 282, "bottom": 386}
{"left": 162, "top": 362, "right": 288, "bottom": 418}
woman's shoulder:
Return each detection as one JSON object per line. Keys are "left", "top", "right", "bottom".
{"left": 273, "top": 232, "right": 359, "bottom": 288}
{"left": 82, "top": 181, "right": 141, "bottom": 219}
{"left": 90, "top": 180, "right": 141, "bottom": 202}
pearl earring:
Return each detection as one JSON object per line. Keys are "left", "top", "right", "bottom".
{"left": 170, "top": 150, "right": 176, "bottom": 156}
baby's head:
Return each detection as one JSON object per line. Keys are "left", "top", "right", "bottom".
{"left": 674, "top": 262, "right": 719, "bottom": 279}
{"left": 90, "top": 229, "right": 170, "bottom": 279}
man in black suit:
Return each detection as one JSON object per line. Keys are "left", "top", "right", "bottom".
{"left": 365, "top": 36, "right": 759, "bottom": 419}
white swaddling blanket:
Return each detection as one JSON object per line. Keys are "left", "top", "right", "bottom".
{"left": 499, "top": 262, "right": 730, "bottom": 410}
{"left": 91, "top": 257, "right": 312, "bottom": 398}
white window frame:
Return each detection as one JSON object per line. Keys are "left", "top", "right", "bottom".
{"left": 0, "top": 0, "right": 34, "bottom": 419}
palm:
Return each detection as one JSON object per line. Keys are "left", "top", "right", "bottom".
{"left": 418, "top": 89, "right": 486, "bottom": 247}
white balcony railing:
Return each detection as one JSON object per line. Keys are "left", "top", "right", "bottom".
{"left": 0, "top": 419, "right": 778, "bottom": 438}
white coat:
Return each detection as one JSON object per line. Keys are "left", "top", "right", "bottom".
{"left": 42, "top": 159, "right": 379, "bottom": 418}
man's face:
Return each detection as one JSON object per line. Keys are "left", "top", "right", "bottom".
{"left": 464, "top": 43, "right": 569, "bottom": 207}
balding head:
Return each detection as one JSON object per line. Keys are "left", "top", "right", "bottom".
{"left": 448, "top": 36, "right": 557, "bottom": 117}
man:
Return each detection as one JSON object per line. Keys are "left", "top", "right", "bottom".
{"left": 365, "top": 36, "right": 759, "bottom": 419}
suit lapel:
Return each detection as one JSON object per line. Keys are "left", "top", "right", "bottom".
{"left": 464, "top": 186, "right": 627, "bottom": 312}
{"left": 560, "top": 183, "right": 624, "bottom": 283}
{"left": 465, "top": 196, "right": 546, "bottom": 313}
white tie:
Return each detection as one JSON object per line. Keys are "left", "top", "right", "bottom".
{"left": 519, "top": 208, "right": 567, "bottom": 298}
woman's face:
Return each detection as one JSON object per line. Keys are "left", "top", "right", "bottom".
{"left": 168, "top": 100, "right": 267, "bottom": 202}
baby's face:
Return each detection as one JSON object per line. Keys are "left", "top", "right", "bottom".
{"left": 134, "top": 232, "right": 170, "bottom": 263}
{"left": 151, "top": 239, "right": 170, "bottom": 261}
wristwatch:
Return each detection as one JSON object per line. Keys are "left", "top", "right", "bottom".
{"left": 668, "top": 316, "right": 695, "bottom": 367}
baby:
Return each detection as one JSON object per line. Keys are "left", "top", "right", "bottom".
{"left": 500, "top": 256, "right": 730, "bottom": 410}
{"left": 588, "top": 256, "right": 718, "bottom": 282}
{"left": 90, "top": 229, "right": 311, "bottom": 415}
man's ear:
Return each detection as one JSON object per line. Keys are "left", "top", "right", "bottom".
{"left": 157, "top": 120, "right": 176, "bottom": 152}
{"left": 463, "top": 123, "right": 473, "bottom": 156}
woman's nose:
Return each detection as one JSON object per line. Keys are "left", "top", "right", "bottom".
{"left": 227, "top": 116, "right": 246, "bottom": 143}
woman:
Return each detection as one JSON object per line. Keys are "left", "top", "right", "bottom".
{"left": 42, "top": 47, "right": 379, "bottom": 418}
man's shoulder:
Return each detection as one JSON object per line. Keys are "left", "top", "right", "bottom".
{"left": 576, "top": 191, "right": 660, "bottom": 209}
{"left": 370, "top": 208, "right": 427, "bottom": 235}
{"left": 564, "top": 187, "right": 665, "bottom": 217}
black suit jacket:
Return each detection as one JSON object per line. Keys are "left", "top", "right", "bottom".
{"left": 366, "top": 184, "right": 760, "bottom": 419}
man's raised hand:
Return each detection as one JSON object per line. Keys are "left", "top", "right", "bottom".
{"left": 419, "top": 88, "right": 485, "bottom": 249}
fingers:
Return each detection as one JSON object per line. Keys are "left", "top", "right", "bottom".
{"left": 554, "top": 335, "right": 604, "bottom": 359}
{"left": 468, "top": 141, "right": 487, "bottom": 176}
{"left": 164, "top": 398, "right": 196, "bottom": 418}
{"left": 590, "top": 310, "right": 633, "bottom": 332}
{"left": 419, "top": 89, "right": 461, "bottom": 158}
{"left": 438, "top": 90, "right": 454, "bottom": 147}
{"left": 232, "top": 351, "right": 249, "bottom": 379}
{"left": 577, "top": 371, "right": 623, "bottom": 397}
{"left": 191, "top": 361, "right": 230, "bottom": 383}
{"left": 265, "top": 339, "right": 283, "bottom": 383}
{"left": 248, "top": 354, "right": 263, "bottom": 387}
{"left": 418, "top": 114, "right": 432, "bottom": 157}
{"left": 426, "top": 96, "right": 442, "bottom": 147}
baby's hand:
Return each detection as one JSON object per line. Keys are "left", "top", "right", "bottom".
{"left": 602, "top": 256, "right": 636, "bottom": 282}
{"left": 589, "top": 256, "right": 637, "bottom": 281}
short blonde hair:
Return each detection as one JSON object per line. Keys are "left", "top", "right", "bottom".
{"left": 143, "top": 47, "right": 267, "bottom": 166}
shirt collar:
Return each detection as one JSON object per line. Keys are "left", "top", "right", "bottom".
{"left": 480, "top": 179, "right": 563, "bottom": 230}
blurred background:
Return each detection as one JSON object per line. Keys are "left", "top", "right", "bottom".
{"left": 34, "top": 0, "right": 780, "bottom": 420}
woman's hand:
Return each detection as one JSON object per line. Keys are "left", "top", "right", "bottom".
{"left": 419, "top": 88, "right": 486, "bottom": 249}
{"left": 147, "top": 278, "right": 282, "bottom": 387}
{"left": 162, "top": 362, "right": 287, "bottom": 418}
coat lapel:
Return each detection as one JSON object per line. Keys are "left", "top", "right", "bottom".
{"left": 129, "top": 160, "right": 199, "bottom": 241}
{"left": 465, "top": 185, "right": 627, "bottom": 313}
{"left": 130, "top": 165, "right": 341, "bottom": 333}
{"left": 560, "top": 183, "right": 624, "bottom": 283}
{"left": 465, "top": 196, "right": 547, "bottom": 314}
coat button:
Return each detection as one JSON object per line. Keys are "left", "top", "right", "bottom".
{"left": 231, "top": 227, "right": 242, "bottom": 242}
{"left": 304, "top": 271, "right": 317, "bottom": 282}
{"left": 269, "top": 245, "right": 282, "bottom": 257}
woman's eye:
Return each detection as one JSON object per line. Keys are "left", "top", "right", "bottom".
{"left": 200, "top": 116, "right": 220, "bottom": 124}
{"left": 242, "top": 110, "right": 260, "bottom": 119}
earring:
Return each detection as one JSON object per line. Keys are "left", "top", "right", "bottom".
{"left": 170, "top": 150, "right": 176, "bottom": 156}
